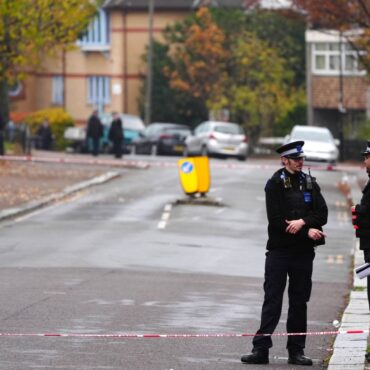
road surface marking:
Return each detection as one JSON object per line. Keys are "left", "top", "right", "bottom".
{"left": 158, "top": 203, "right": 172, "bottom": 229}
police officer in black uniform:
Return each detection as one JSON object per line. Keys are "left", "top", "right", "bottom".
{"left": 352, "top": 141, "right": 370, "bottom": 363}
{"left": 241, "top": 141, "right": 328, "bottom": 366}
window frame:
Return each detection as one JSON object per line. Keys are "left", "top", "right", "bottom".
{"left": 87, "top": 76, "right": 111, "bottom": 109}
{"left": 312, "top": 41, "right": 366, "bottom": 76}
{"left": 52, "top": 75, "right": 64, "bottom": 106}
{"left": 78, "top": 9, "right": 110, "bottom": 52}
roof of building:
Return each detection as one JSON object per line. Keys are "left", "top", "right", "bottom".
{"left": 103, "top": 0, "right": 248, "bottom": 10}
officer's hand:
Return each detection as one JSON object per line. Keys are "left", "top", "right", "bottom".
{"left": 285, "top": 219, "right": 305, "bottom": 234}
{"left": 308, "top": 228, "right": 326, "bottom": 240}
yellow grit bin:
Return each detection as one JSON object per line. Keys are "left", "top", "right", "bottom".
{"left": 177, "top": 156, "right": 210, "bottom": 196}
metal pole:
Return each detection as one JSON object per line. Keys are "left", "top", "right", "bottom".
{"left": 123, "top": 10, "right": 128, "bottom": 113}
{"left": 338, "top": 31, "right": 346, "bottom": 162}
{"left": 62, "top": 48, "right": 66, "bottom": 111}
{"left": 144, "top": 0, "right": 154, "bottom": 126}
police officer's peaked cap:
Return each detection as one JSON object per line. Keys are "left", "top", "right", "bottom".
{"left": 361, "top": 141, "right": 370, "bottom": 156}
{"left": 276, "top": 140, "right": 305, "bottom": 158}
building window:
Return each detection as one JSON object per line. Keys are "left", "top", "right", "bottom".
{"left": 52, "top": 76, "right": 64, "bottom": 105}
{"left": 78, "top": 9, "right": 110, "bottom": 51}
{"left": 87, "top": 76, "right": 111, "bottom": 108}
{"left": 312, "top": 42, "right": 365, "bottom": 75}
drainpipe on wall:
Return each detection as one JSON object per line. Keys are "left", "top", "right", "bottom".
{"left": 306, "top": 37, "right": 313, "bottom": 126}
{"left": 62, "top": 48, "right": 66, "bottom": 111}
{"left": 338, "top": 32, "right": 346, "bottom": 115}
{"left": 123, "top": 10, "right": 128, "bottom": 114}
{"left": 144, "top": 0, "right": 154, "bottom": 125}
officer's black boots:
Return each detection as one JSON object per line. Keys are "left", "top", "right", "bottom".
{"left": 241, "top": 349, "right": 269, "bottom": 364}
{"left": 288, "top": 351, "right": 313, "bottom": 366}
{"left": 366, "top": 352, "right": 370, "bottom": 363}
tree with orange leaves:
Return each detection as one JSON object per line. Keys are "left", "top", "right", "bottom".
{"left": 166, "top": 8, "right": 229, "bottom": 115}
{"left": 291, "top": 0, "right": 370, "bottom": 73}
{"left": 0, "top": 0, "right": 101, "bottom": 122}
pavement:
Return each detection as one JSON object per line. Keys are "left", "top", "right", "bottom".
{"left": 328, "top": 175, "right": 370, "bottom": 370}
{"left": 0, "top": 150, "right": 369, "bottom": 369}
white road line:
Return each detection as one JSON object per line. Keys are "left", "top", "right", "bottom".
{"left": 164, "top": 204, "right": 172, "bottom": 212}
{"left": 161, "top": 212, "right": 170, "bottom": 221}
{"left": 158, "top": 203, "right": 172, "bottom": 229}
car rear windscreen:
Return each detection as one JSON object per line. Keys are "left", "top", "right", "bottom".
{"left": 164, "top": 128, "right": 191, "bottom": 135}
{"left": 292, "top": 130, "right": 332, "bottom": 142}
{"left": 214, "top": 124, "right": 243, "bottom": 135}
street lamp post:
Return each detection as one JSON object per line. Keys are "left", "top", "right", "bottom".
{"left": 145, "top": 0, "right": 154, "bottom": 126}
{"left": 338, "top": 31, "right": 346, "bottom": 162}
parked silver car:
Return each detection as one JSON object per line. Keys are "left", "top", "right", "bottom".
{"left": 184, "top": 121, "right": 249, "bottom": 160}
{"left": 286, "top": 125, "right": 339, "bottom": 164}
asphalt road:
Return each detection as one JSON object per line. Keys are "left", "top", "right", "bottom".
{"left": 0, "top": 156, "right": 360, "bottom": 369}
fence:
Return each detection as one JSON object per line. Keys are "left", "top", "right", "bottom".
{"left": 256, "top": 137, "right": 366, "bottom": 163}
{"left": 341, "top": 139, "right": 367, "bottom": 162}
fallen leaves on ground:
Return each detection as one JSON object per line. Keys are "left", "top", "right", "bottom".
{"left": 0, "top": 160, "right": 105, "bottom": 209}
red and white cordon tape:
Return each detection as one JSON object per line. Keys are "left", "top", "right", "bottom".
{"left": 0, "top": 329, "right": 368, "bottom": 339}
{"left": 0, "top": 154, "right": 360, "bottom": 172}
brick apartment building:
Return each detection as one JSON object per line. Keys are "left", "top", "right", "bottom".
{"left": 11, "top": 2, "right": 369, "bottom": 133}
{"left": 9, "top": 0, "right": 246, "bottom": 125}
{"left": 305, "top": 30, "right": 370, "bottom": 138}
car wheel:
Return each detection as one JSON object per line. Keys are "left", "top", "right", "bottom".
{"left": 201, "top": 146, "right": 208, "bottom": 157}
{"left": 74, "top": 143, "right": 83, "bottom": 153}
{"left": 237, "top": 155, "right": 247, "bottom": 161}
{"left": 135, "top": 144, "right": 143, "bottom": 154}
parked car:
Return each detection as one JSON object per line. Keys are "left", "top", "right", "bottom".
{"left": 184, "top": 121, "right": 249, "bottom": 160}
{"left": 64, "top": 113, "right": 145, "bottom": 153}
{"left": 132, "top": 123, "right": 191, "bottom": 155}
{"left": 285, "top": 125, "right": 339, "bottom": 164}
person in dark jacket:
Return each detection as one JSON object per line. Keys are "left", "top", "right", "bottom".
{"left": 0, "top": 113, "right": 5, "bottom": 155}
{"left": 352, "top": 141, "right": 370, "bottom": 363}
{"left": 241, "top": 141, "right": 328, "bottom": 366}
{"left": 36, "top": 120, "right": 53, "bottom": 150}
{"left": 86, "top": 110, "right": 103, "bottom": 156}
{"left": 108, "top": 112, "right": 124, "bottom": 159}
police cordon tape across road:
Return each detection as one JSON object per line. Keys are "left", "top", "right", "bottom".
{"left": 0, "top": 153, "right": 361, "bottom": 172}
{"left": 0, "top": 328, "right": 368, "bottom": 339}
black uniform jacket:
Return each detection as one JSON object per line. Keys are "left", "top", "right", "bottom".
{"left": 265, "top": 168, "right": 328, "bottom": 250}
{"left": 354, "top": 178, "right": 370, "bottom": 250}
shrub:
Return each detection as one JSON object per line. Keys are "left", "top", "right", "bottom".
{"left": 25, "top": 108, "right": 75, "bottom": 150}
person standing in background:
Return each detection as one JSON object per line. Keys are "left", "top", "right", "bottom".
{"left": 7, "top": 119, "right": 16, "bottom": 142}
{"left": 0, "top": 113, "right": 5, "bottom": 155}
{"left": 36, "top": 120, "right": 53, "bottom": 150}
{"left": 86, "top": 110, "right": 103, "bottom": 156}
{"left": 108, "top": 112, "right": 124, "bottom": 159}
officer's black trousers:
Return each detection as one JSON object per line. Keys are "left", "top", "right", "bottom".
{"left": 252, "top": 248, "right": 315, "bottom": 353}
